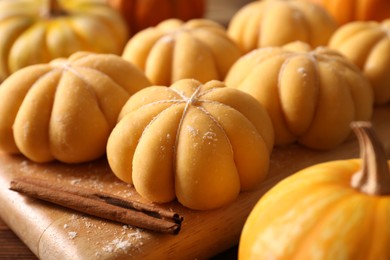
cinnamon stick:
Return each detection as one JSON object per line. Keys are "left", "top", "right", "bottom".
{"left": 9, "top": 177, "right": 182, "bottom": 235}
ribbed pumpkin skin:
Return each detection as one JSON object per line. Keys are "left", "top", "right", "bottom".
{"left": 0, "top": 0, "right": 128, "bottom": 82}
{"left": 227, "top": 0, "right": 337, "bottom": 53}
{"left": 239, "top": 159, "right": 390, "bottom": 260}
{"left": 329, "top": 19, "right": 390, "bottom": 105}
{"left": 225, "top": 42, "right": 374, "bottom": 150}
{"left": 308, "top": 0, "right": 390, "bottom": 25}
{"left": 122, "top": 19, "right": 242, "bottom": 86}
{"left": 0, "top": 52, "right": 151, "bottom": 163}
{"left": 107, "top": 0, "right": 205, "bottom": 35}
{"left": 107, "top": 79, "right": 274, "bottom": 210}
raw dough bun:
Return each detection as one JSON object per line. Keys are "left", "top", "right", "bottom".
{"left": 225, "top": 41, "right": 374, "bottom": 150}
{"left": 107, "top": 79, "right": 274, "bottom": 210}
{"left": 227, "top": 0, "right": 337, "bottom": 53}
{"left": 329, "top": 19, "right": 390, "bottom": 104}
{"left": 0, "top": 51, "right": 151, "bottom": 163}
{"left": 122, "top": 18, "right": 242, "bottom": 85}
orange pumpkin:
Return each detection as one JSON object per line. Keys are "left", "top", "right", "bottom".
{"left": 239, "top": 121, "right": 390, "bottom": 259}
{"left": 106, "top": 0, "right": 205, "bottom": 35}
{"left": 306, "top": 0, "right": 390, "bottom": 25}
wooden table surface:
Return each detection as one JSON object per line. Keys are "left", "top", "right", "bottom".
{"left": 0, "top": 217, "right": 37, "bottom": 259}
{"left": 0, "top": 216, "right": 238, "bottom": 259}
{"left": 1, "top": 107, "right": 388, "bottom": 259}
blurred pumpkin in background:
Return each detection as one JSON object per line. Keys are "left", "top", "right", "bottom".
{"left": 305, "top": 0, "right": 390, "bottom": 25}
{"left": 0, "top": 0, "right": 128, "bottom": 82}
{"left": 106, "top": 0, "right": 205, "bottom": 35}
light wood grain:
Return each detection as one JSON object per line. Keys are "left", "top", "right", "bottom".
{"left": 0, "top": 105, "right": 389, "bottom": 259}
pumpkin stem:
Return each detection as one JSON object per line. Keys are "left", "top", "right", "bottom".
{"left": 351, "top": 121, "right": 390, "bottom": 195}
{"left": 40, "top": 0, "right": 66, "bottom": 18}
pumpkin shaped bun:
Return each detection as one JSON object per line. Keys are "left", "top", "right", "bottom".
{"left": 227, "top": 0, "right": 337, "bottom": 53}
{"left": 107, "top": 79, "right": 274, "bottom": 210}
{"left": 121, "top": 19, "right": 242, "bottom": 85}
{"left": 225, "top": 41, "right": 374, "bottom": 150}
{"left": 0, "top": 0, "right": 128, "bottom": 82}
{"left": 329, "top": 19, "right": 390, "bottom": 104}
{"left": 0, "top": 52, "right": 151, "bottom": 163}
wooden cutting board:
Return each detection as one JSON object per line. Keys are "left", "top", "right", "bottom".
{"left": 0, "top": 105, "right": 389, "bottom": 259}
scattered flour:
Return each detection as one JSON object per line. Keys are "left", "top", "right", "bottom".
{"left": 63, "top": 217, "right": 146, "bottom": 257}
{"left": 203, "top": 131, "right": 217, "bottom": 141}
{"left": 68, "top": 231, "right": 77, "bottom": 239}
{"left": 101, "top": 227, "right": 144, "bottom": 253}
{"left": 102, "top": 238, "right": 131, "bottom": 253}
{"left": 187, "top": 125, "right": 198, "bottom": 136}
{"left": 70, "top": 178, "right": 82, "bottom": 185}
{"left": 297, "top": 67, "right": 307, "bottom": 75}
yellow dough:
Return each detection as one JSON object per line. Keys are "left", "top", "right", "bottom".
{"left": 227, "top": 0, "right": 337, "bottom": 53}
{"left": 0, "top": 0, "right": 129, "bottom": 81}
{"left": 329, "top": 19, "right": 390, "bottom": 104}
{"left": 0, "top": 51, "right": 151, "bottom": 163}
{"left": 107, "top": 79, "right": 274, "bottom": 210}
{"left": 225, "top": 41, "right": 374, "bottom": 150}
{"left": 122, "top": 18, "right": 242, "bottom": 85}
